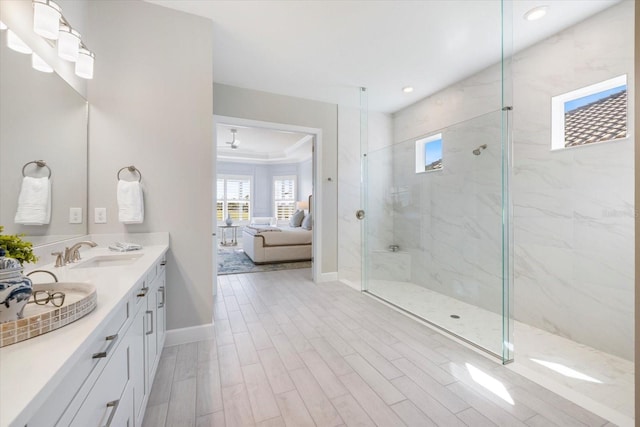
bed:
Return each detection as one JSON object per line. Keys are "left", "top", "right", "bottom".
{"left": 242, "top": 224, "right": 312, "bottom": 264}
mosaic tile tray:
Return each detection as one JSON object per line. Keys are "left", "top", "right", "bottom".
{"left": 0, "top": 282, "right": 97, "bottom": 347}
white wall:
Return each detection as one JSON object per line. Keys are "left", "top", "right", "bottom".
{"left": 86, "top": 0, "right": 214, "bottom": 331}
{"left": 389, "top": 1, "right": 634, "bottom": 359}
{"left": 213, "top": 83, "right": 338, "bottom": 274}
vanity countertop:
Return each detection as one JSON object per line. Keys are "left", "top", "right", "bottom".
{"left": 0, "top": 243, "right": 169, "bottom": 427}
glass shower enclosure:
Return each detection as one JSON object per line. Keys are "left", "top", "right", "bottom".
{"left": 360, "top": 1, "right": 513, "bottom": 363}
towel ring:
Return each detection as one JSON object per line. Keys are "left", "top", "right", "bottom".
{"left": 117, "top": 166, "right": 142, "bottom": 182}
{"left": 22, "top": 160, "right": 51, "bottom": 179}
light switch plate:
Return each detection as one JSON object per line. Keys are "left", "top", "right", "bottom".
{"left": 69, "top": 207, "right": 82, "bottom": 224}
{"left": 94, "top": 208, "right": 107, "bottom": 224}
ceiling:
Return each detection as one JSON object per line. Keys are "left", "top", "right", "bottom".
{"left": 216, "top": 124, "right": 312, "bottom": 164}
{"left": 146, "top": 0, "right": 620, "bottom": 113}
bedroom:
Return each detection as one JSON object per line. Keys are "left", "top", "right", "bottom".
{"left": 215, "top": 121, "right": 314, "bottom": 275}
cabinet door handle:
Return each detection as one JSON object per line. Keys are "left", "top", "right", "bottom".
{"left": 160, "top": 260, "right": 167, "bottom": 266}
{"left": 104, "top": 399, "right": 120, "bottom": 427}
{"left": 158, "top": 286, "right": 165, "bottom": 308}
{"left": 92, "top": 334, "right": 118, "bottom": 359}
{"left": 137, "top": 286, "right": 149, "bottom": 298}
{"left": 146, "top": 310, "right": 154, "bottom": 335}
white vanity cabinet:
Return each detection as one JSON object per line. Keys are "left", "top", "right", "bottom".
{"left": 21, "top": 250, "right": 168, "bottom": 427}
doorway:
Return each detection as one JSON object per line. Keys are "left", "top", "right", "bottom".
{"left": 212, "top": 115, "right": 322, "bottom": 294}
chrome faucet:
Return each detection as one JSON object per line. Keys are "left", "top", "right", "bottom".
{"left": 64, "top": 241, "right": 98, "bottom": 264}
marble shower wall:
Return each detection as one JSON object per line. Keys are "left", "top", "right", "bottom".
{"left": 337, "top": 106, "right": 393, "bottom": 287}
{"left": 390, "top": 1, "right": 634, "bottom": 360}
{"left": 511, "top": 1, "right": 634, "bottom": 360}
{"left": 390, "top": 111, "right": 504, "bottom": 314}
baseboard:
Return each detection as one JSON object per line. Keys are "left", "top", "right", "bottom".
{"left": 164, "top": 323, "right": 214, "bottom": 347}
{"left": 339, "top": 279, "right": 361, "bottom": 291}
{"left": 316, "top": 271, "right": 338, "bottom": 282}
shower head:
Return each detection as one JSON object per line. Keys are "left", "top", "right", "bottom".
{"left": 472, "top": 144, "right": 488, "bottom": 155}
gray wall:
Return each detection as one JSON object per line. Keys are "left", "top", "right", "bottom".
{"left": 213, "top": 83, "right": 338, "bottom": 273}
{"left": 86, "top": 1, "right": 214, "bottom": 331}
{"left": 217, "top": 160, "right": 312, "bottom": 218}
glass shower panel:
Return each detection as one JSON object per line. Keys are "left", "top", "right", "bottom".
{"left": 363, "top": 109, "right": 509, "bottom": 358}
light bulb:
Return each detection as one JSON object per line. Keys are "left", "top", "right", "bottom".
{"left": 524, "top": 6, "right": 549, "bottom": 21}
{"left": 75, "top": 48, "right": 94, "bottom": 79}
{"left": 32, "top": 53, "right": 54, "bottom": 73}
{"left": 33, "top": 0, "right": 61, "bottom": 40}
{"left": 58, "top": 24, "right": 80, "bottom": 62}
{"left": 7, "top": 30, "right": 32, "bottom": 54}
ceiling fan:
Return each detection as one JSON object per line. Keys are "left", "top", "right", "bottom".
{"left": 225, "top": 129, "right": 240, "bottom": 149}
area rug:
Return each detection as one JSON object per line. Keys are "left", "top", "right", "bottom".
{"left": 217, "top": 248, "right": 311, "bottom": 275}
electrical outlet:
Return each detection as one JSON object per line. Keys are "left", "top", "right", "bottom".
{"left": 94, "top": 208, "right": 107, "bottom": 224}
{"left": 69, "top": 207, "right": 82, "bottom": 224}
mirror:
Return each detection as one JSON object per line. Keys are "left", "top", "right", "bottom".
{"left": 0, "top": 30, "right": 88, "bottom": 246}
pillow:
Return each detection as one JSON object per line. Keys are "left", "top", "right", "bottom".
{"left": 301, "top": 213, "right": 312, "bottom": 230}
{"left": 288, "top": 210, "right": 305, "bottom": 227}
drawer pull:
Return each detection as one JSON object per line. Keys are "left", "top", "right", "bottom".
{"left": 160, "top": 260, "right": 167, "bottom": 266}
{"left": 146, "top": 310, "right": 154, "bottom": 335}
{"left": 92, "top": 334, "right": 118, "bottom": 359}
{"left": 104, "top": 399, "right": 120, "bottom": 427}
{"left": 137, "top": 286, "right": 149, "bottom": 298}
{"left": 158, "top": 286, "right": 165, "bottom": 308}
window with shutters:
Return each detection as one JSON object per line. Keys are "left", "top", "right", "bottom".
{"left": 217, "top": 175, "right": 251, "bottom": 222}
{"left": 273, "top": 175, "right": 296, "bottom": 221}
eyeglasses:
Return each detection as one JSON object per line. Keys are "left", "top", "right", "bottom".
{"left": 28, "top": 290, "right": 66, "bottom": 307}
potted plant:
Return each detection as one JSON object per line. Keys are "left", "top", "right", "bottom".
{"left": 0, "top": 226, "right": 37, "bottom": 265}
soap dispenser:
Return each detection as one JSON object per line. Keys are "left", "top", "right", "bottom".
{"left": 0, "top": 248, "right": 33, "bottom": 323}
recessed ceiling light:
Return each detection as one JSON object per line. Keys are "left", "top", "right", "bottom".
{"left": 524, "top": 5, "right": 549, "bottom": 21}
{"left": 402, "top": 86, "right": 414, "bottom": 93}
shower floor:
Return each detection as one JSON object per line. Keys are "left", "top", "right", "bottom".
{"left": 366, "top": 280, "right": 634, "bottom": 426}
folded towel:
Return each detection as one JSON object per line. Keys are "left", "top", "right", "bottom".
{"left": 109, "top": 242, "right": 143, "bottom": 252}
{"left": 14, "top": 177, "right": 51, "bottom": 225}
{"left": 117, "top": 180, "right": 144, "bottom": 224}
{"left": 245, "top": 225, "right": 281, "bottom": 233}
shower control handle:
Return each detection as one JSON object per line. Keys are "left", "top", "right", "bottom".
{"left": 356, "top": 210, "right": 365, "bottom": 220}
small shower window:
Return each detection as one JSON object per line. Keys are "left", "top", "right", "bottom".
{"left": 415, "top": 133, "right": 443, "bottom": 173}
{"left": 551, "top": 75, "right": 627, "bottom": 150}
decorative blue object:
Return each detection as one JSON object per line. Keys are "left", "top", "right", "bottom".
{"left": 0, "top": 248, "right": 33, "bottom": 323}
{"left": 225, "top": 215, "right": 233, "bottom": 226}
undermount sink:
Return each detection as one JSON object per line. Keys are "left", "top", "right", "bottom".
{"left": 72, "top": 253, "right": 143, "bottom": 269}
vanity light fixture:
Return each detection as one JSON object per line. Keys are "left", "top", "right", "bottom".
{"left": 58, "top": 24, "right": 80, "bottom": 62}
{"left": 32, "top": 52, "right": 54, "bottom": 73}
{"left": 75, "top": 48, "right": 95, "bottom": 79}
{"left": 402, "top": 86, "right": 414, "bottom": 93}
{"left": 7, "top": 30, "right": 32, "bottom": 54}
{"left": 29, "top": 0, "right": 96, "bottom": 79}
{"left": 524, "top": 5, "right": 549, "bottom": 21}
{"left": 33, "top": 0, "right": 61, "bottom": 40}
{"left": 0, "top": 21, "right": 7, "bottom": 31}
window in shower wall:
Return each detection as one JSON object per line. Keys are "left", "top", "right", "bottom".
{"left": 551, "top": 74, "right": 627, "bottom": 150}
{"left": 415, "top": 133, "right": 443, "bottom": 173}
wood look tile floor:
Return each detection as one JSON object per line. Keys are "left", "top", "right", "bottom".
{"left": 143, "top": 269, "right": 613, "bottom": 427}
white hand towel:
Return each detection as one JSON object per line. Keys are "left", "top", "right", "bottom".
{"left": 14, "top": 177, "right": 51, "bottom": 225}
{"left": 117, "top": 180, "right": 144, "bottom": 224}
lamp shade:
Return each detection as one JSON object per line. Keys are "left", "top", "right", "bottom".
{"left": 58, "top": 24, "right": 80, "bottom": 61}
{"left": 296, "top": 201, "right": 309, "bottom": 210}
{"left": 33, "top": 0, "right": 61, "bottom": 40}
{"left": 7, "top": 30, "right": 32, "bottom": 54}
{"left": 32, "top": 53, "right": 53, "bottom": 73}
{"left": 75, "top": 48, "right": 94, "bottom": 79}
